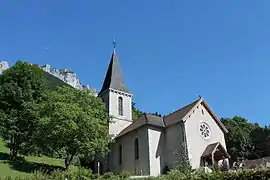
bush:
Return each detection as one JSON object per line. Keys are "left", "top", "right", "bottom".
{"left": 101, "top": 172, "right": 117, "bottom": 179}
{"left": 166, "top": 169, "right": 186, "bottom": 180}
{"left": 119, "top": 171, "right": 132, "bottom": 179}
{"left": 163, "top": 168, "right": 270, "bottom": 180}
{"left": 174, "top": 151, "right": 194, "bottom": 175}
{"left": 74, "top": 167, "right": 93, "bottom": 179}
{"left": 31, "top": 167, "right": 93, "bottom": 180}
{"left": 1, "top": 168, "right": 270, "bottom": 180}
{"left": 70, "top": 155, "right": 81, "bottom": 166}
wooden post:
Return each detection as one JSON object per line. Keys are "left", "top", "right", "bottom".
{"left": 97, "top": 162, "right": 100, "bottom": 177}
{"left": 211, "top": 153, "right": 215, "bottom": 166}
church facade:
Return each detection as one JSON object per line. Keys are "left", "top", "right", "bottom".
{"left": 98, "top": 48, "right": 230, "bottom": 176}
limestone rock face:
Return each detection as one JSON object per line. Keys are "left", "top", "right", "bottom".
{"left": 0, "top": 61, "right": 9, "bottom": 74}
{"left": 0, "top": 61, "right": 98, "bottom": 96}
{"left": 41, "top": 64, "right": 98, "bottom": 95}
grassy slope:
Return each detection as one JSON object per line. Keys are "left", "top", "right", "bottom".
{"left": 0, "top": 72, "right": 72, "bottom": 177}
{"left": 42, "top": 70, "right": 70, "bottom": 90}
{"left": 0, "top": 139, "right": 67, "bottom": 177}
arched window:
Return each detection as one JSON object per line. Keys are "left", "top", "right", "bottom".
{"left": 118, "top": 97, "right": 123, "bottom": 116}
{"left": 119, "top": 145, "right": 122, "bottom": 165}
{"left": 135, "top": 138, "right": 139, "bottom": 160}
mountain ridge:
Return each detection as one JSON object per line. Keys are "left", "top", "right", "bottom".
{"left": 0, "top": 61, "right": 98, "bottom": 96}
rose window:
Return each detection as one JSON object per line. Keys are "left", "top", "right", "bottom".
{"left": 200, "top": 122, "right": 211, "bottom": 139}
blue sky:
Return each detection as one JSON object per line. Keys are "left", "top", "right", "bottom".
{"left": 0, "top": 1, "right": 270, "bottom": 125}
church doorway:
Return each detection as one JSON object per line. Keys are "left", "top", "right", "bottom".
{"left": 201, "top": 142, "right": 230, "bottom": 167}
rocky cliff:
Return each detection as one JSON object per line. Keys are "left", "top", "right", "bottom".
{"left": 0, "top": 61, "right": 98, "bottom": 96}
{"left": 0, "top": 61, "right": 9, "bottom": 74}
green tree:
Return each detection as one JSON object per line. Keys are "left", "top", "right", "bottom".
{"left": 0, "top": 61, "right": 46, "bottom": 159}
{"left": 36, "top": 86, "right": 111, "bottom": 170}
{"left": 221, "top": 116, "right": 253, "bottom": 161}
{"left": 132, "top": 102, "right": 144, "bottom": 120}
{"left": 132, "top": 102, "right": 162, "bottom": 119}
{"left": 250, "top": 125, "right": 270, "bottom": 159}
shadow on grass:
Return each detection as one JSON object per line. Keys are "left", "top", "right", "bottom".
{"left": 0, "top": 151, "right": 9, "bottom": 161}
{"left": 0, "top": 152, "right": 65, "bottom": 174}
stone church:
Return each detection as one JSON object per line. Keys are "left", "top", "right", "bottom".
{"left": 98, "top": 48, "right": 230, "bottom": 176}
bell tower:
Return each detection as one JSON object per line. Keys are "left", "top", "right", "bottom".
{"left": 98, "top": 44, "right": 132, "bottom": 137}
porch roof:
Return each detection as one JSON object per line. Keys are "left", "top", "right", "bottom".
{"left": 201, "top": 142, "right": 230, "bottom": 159}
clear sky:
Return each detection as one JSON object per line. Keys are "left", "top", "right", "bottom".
{"left": 0, "top": 1, "right": 270, "bottom": 125}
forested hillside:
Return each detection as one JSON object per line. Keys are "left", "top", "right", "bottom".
{"left": 221, "top": 116, "right": 270, "bottom": 162}
{"left": 42, "top": 70, "right": 69, "bottom": 89}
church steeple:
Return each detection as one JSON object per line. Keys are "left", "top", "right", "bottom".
{"left": 99, "top": 46, "right": 129, "bottom": 95}
{"left": 99, "top": 42, "right": 133, "bottom": 137}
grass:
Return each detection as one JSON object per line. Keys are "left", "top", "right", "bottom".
{"left": 0, "top": 139, "right": 69, "bottom": 178}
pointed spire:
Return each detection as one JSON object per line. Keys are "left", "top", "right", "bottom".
{"left": 113, "top": 36, "right": 116, "bottom": 52}
{"left": 99, "top": 41, "right": 129, "bottom": 95}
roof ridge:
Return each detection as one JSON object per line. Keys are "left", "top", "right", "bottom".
{"left": 145, "top": 113, "right": 149, "bottom": 123}
{"left": 165, "top": 98, "right": 200, "bottom": 118}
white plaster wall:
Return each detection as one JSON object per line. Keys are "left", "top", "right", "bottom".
{"left": 108, "top": 90, "right": 132, "bottom": 137}
{"left": 109, "top": 89, "right": 132, "bottom": 121}
{"left": 184, "top": 103, "right": 227, "bottom": 169}
{"left": 148, "top": 127, "right": 164, "bottom": 176}
{"left": 164, "top": 122, "right": 186, "bottom": 169}
{"left": 110, "top": 126, "right": 150, "bottom": 175}
{"left": 109, "top": 118, "right": 132, "bottom": 137}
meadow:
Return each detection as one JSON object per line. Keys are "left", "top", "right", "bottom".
{"left": 0, "top": 139, "right": 70, "bottom": 178}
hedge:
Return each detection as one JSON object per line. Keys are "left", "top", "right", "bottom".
{"left": 1, "top": 168, "right": 270, "bottom": 180}
{"left": 163, "top": 168, "right": 270, "bottom": 180}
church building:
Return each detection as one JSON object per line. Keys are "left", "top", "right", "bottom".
{"left": 98, "top": 47, "right": 230, "bottom": 176}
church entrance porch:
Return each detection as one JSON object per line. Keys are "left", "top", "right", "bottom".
{"left": 201, "top": 142, "right": 230, "bottom": 167}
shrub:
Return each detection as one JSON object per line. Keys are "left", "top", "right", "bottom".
{"left": 101, "top": 172, "right": 116, "bottom": 179}
{"left": 119, "top": 171, "right": 132, "bottom": 179}
{"left": 2, "top": 168, "right": 270, "bottom": 180}
{"left": 174, "top": 151, "right": 194, "bottom": 175}
{"left": 74, "top": 167, "right": 93, "bottom": 179}
{"left": 166, "top": 169, "right": 186, "bottom": 180}
{"left": 31, "top": 171, "right": 51, "bottom": 180}
{"left": 70, "top": 155, "right": 81, "bottom": 166}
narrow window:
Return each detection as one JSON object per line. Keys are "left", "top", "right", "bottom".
{"left": 135, "top": 138, "right": 139, "bottom": 160}
{"left": 202, "top": 109, "right": 204, "bottom": 115}
{"left": 118, "top": 97, "right": 123, "bottom": 116}
{"left": 119, "top": 145, "right": 122, "bottom": 164}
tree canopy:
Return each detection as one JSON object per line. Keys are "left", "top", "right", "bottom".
{"left": 0, "top": 61, "right": 112, "bottom": 169}
{"left": 249, "top": 124, "right": 270, "bottom": 159}
{"left": 35, "top": 86, "right": 111, "bottom": 169}
{"left": 221, "top": 116, "right": 253, "bottom": 161}
{"left": 221, "top": 116, "right": 270, "bottom": 162}
{"left": 0, "top": 61, "right": 47, "bottom": 159}
{"left": 132, "top": 102, "right": 144, "bottom": 120}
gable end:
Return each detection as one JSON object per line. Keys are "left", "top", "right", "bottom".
{"left": 183, "top": 99, "right": 228, "bottom": 133}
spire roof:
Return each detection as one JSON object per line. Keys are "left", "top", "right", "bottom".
{"left": 99, "top": 50, "right": 129, "bottom": 94}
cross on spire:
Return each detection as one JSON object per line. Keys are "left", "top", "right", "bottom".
{"left": 113, "top": 37, "right": 116, "bottom": 51}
